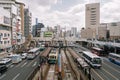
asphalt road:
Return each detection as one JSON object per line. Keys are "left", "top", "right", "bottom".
{"left": 73, "top": 44, "right": 120, "bottom": 80}
{"left": 0, "top": 54, "right": 40, "bottom": 80}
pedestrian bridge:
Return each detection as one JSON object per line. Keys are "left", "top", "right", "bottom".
{"left": 33, "top": 37, "right": 86, "bottom": 42}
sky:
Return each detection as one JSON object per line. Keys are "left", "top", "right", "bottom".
{"left": 17, "top": 0, "right": 120, "bottom": 30}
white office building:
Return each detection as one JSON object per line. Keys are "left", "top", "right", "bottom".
{"left": 85, "top": 3, "right": 100, "bottom": 39}
{"left": 0, "top": 0, "right": 18, "bottom": 48}
{"left": 0, "top": 7, "right": 11, "bottom": 52}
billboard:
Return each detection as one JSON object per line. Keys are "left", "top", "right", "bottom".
{"left": 44, "top": 31, "right": 53, "bottom": 37}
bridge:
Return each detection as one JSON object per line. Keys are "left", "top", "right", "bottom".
{"left": 33, "top": 37, "right": 85, "bottom": 42}
{"left": 33, "top": 37, "right": 120, "bottom": 48}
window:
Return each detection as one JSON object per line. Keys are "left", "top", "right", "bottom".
{"left": 8, "top": 34, "right": 9, "bottom": 36}
{"left": 4, "top": 33, "right": 7, "bottom": 37}
{"left": 91, "top": 8, "right": 96, "bottom": 10}
{"left": 4, "top": 41, "right": 6, "bottom": 44}
{"left": 0, "top": 41, "right": 2, "bottom": 44}
{"left": 91, "top": 11, "right": 96, "bottom": 13}
{"left": 0, "top": 33, "right": 3, "bottom": 36}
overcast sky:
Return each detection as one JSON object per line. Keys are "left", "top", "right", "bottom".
{"left": 17, "top": 0, "right": 120, "bottom": 30}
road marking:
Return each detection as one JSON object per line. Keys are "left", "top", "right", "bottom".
{"left": 27, "top": 60, "right": 35, "bottom": 67}
{"left": 103, "top": 61, "right": 120, "bottom": 74}
{"left": 32, "top": 62, "right": 37, "bottom": 67}
{"left": 91, "top": 69, "right": 104, "bottom": 80}
{"left": 12, "top": 73, "right": 20, "bottom": 80}
{"left": 0, "top": 74, "right": 6, "bottom": 80}
{"left": 15, "top": 60, "right": 26, "bottom": 67}
{"left": 102, "top": 68, "right": 119, "bottom": 80}
{"left": 21, "top": 62, "right": 27, "bottom": 67}
{"left": 10, "top": 65, "right": 14, "bottom": 68}
{"left": 7, "top": 63, "right": 12, "bottom": 67}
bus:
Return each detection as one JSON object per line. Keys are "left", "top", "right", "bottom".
{"left": 27, "top": 48, "right": 40, "bottom": 59}
{"left": 108, "top": 53, "right": 120, "bottom": 66}
{"left": 82, "top": 51, "right": 102, "bottom": 68}
{"left": 12, "top": 54, "right": 22, "bottom": 64}
{"left": 48, "top": 52, "right": 58, "bottom": 64}
{"left": 91, "top": 47, "right": 107, "bottom": 56}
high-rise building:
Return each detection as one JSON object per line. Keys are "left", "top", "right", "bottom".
{"left": 71, "top": 27, "right": 77, "bottom": 37}
{"left": 16, "top": 2, "right": 25, "bottom": 36}
{"left": 24, "top": 8, "right": 32, "bottom": 38}
{"left": 85, "top": 3, "right": 100, "bottom": 39}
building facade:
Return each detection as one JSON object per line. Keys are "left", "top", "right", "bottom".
{"left": 71, "top": 27, "right": 77, "bottom": 37}
{"left": 85, "top": 3, "right": 100, "bottom": 39}
{"left": 24, "top": 8, "right": 32, "bottom": 38}
{"left": 107, "top": 22, "right": 120, "bottom": 40}
{"left": 81, "top": 28, "right": 93, "bottom": 39}
{"left": 98, "top": 23, "right": 107, "bottom": 40}
{"left": 0, "top": 7, "right": 11, "bottom": 52}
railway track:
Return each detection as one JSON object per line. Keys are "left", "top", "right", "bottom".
{"left": 63, "top": 49, "right": 80, "bottom": 80}
{"left": 61, "top": 49, "right": 74, "bottom": 80}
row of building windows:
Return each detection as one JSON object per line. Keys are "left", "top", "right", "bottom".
{"left": 0, "top": 33, "right": 10, "bottom": 37}
{"left": 0, "top": 41, "right": 10, "bottom": 44}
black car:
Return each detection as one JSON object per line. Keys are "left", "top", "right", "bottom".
{"left": 0, "top": 64, "right": 8, "bottom": 74}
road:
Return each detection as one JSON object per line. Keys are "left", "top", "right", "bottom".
{"left": 0, "top": 55, "right": 40, "bottom": 80}
{"left": 73, "top": 44, "right": 120, "bottom": 80}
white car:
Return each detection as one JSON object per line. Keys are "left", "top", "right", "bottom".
{"left": 0, "top": 58, "right": 11, "bottom": 64}
{"left": 21, "top": 53, "right": 27, "bottom": 59}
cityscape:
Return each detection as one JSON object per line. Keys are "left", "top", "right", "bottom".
{"left": 0, "top": 0, "right": 120, "bottom": 80}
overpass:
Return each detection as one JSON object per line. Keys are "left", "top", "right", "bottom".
{"left": 33, "top": 37, "right": 86, "bottom": 42}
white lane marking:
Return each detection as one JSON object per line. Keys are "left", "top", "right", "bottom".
{"left": 97, "top": 69, "right": 110, "bottom": 80}
{"left": 32, "top": 62, "right": 37, "bottom": 67}
{"left": 103, "top": 60, "right": 120, "bottom": 74}
{"left": 10, "top": 65, "right": 14, "bottom": 68}
{"left": 12, "top": 73, "right": 20, "bottom": 80}
{"left": 0, "top": 74, "right": 6, "bottom": 80}
{"left": 7, "top": 63, "right": 12, "bottom": 67}
{"left": 102, "top": 68, "right": 119, "bottom": 80}
{"left": 91, "top": 69, "right": 104, "bottom": 80}
{"left": 21, "top": 62, "right": 27, "bottom": 68}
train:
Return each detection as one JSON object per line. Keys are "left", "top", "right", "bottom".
{"left": 48, "top": 49, "right": 58, "bottom": 64}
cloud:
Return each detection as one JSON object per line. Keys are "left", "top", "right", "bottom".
{"left": 16, "top": 0, "right": 120, "bottom": 31}
{"left": 101, "top": 0, "right": 120, "bottom": 23}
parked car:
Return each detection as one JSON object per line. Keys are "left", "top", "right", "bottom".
{"left": 11, "top": 54, "right": 22, "bottom": 64}
{"left": 21, "top": 53, "right": 27, "bottom": 59}
{"left": 0, "top": 58, "right": 11, "bottom": 65}
{"left": 0, "top": 64, "right": 8, "bottom": 74}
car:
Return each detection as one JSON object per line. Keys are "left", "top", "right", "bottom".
{"left": 0, "top": 58, "right": 11, "bottom": 65}
{"left": 21, "top": 53, "right": 27, "bottom": 59}
{"left": 0, "top": 64, "right": 8, "bottom": 74}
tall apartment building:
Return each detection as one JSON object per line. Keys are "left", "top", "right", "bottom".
{"left": 16, "top": 2, "right": 25, "bottom": 36}
{"left": 54, "top": 25, "right": 61, "bottom": 38}
{"left": 0, "top": 7, "right": 11, "bottom": 52}
{"left": 71, "top": 27, "right": 77, "bottom": 37}
{"left": 85, "top": 3, "right": 100, "bottom": 39}
{"left": 24, "top": 8, "right": 32, "bottom": 38}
